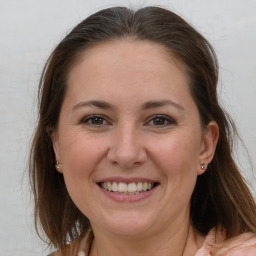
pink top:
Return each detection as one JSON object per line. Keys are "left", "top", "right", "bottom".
{"left": 195, "top": 227, "right": 256, "bottom": 255}
{"left": 49, "top": 227, "right": 256, "bottom": 256}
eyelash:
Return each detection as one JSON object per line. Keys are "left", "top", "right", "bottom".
{"left": 80, "top": 115, "right": 110, "bottom": 126}
{"left": 80, "top": 114, "right": 176, "bottom": 128}
{"left": 145, "top": 115, "right": 176, "bottom": 127}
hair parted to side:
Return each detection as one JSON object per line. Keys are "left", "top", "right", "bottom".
{"left": 29, "top": 6, "right": 256, "bottom": 250}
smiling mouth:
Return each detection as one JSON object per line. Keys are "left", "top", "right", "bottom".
{"left": 99, "top": 181, "right": 159, "bottom": 195}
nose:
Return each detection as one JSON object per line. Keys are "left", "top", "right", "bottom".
{"left": 107, "top": 124, "right": 147, "bottom": 169}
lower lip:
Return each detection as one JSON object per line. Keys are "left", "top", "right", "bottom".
{"left": 99, "top": 186, "right": 158, "bottom": 202}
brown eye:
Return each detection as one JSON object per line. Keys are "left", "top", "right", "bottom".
{"left": 146, "top": 115, "right": 176, "bottom": 127}
{"left": 90, "top": 117, "right": 105, "bottom": 125}
{"left": 153, "top": 117, "right": 167, "bottom": 125}
{"left": 81, "top": 115, "right": 109, "bottom": 126}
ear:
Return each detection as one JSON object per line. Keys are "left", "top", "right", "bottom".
{"left": 47, "top": 127, "right": 62, "bottom": 173}
{"left": 198, "top": 121, "right": 219, "bottom": 175}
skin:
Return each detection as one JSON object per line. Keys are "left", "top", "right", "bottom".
{"left": 51, "top": 40, "right": 219, "bottom": 256}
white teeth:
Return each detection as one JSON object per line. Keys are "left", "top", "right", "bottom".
{"left": 101, "top": 181, "right": 155, "bottom": 194}
{"left": 127, "top": 182, "right": 137, "bottom": 193}
{"left": 137, "top": 182, "right": 143, "bottom": 191}
{"left": 118, "top": 182, "right": 127, "bottom": 192}
{"left": 142, "top": 182, "right": 148, "bottom": 191}
{"left": 112, "top": 181, "right": 118, "bottom": 192}
{"left": 107, "top": 181, "right": 111, "bottom": 191}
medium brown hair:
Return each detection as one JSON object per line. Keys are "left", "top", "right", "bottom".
{"left": 29, "top": 6, "right": 256, "bottom": 250}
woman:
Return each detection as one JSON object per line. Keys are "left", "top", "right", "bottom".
{"left": 29, "top": 6, "right": 256, "bottom": 256}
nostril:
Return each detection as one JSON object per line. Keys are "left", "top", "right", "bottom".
{"left": 107, "top": 138, "right": 147, "bottom": 168}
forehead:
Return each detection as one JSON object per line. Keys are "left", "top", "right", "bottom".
{"left": 67, "top": 39, "right": 188, "bottom": 87}
{"left": 62, "top": 39, "right": 199, "bottom": 121}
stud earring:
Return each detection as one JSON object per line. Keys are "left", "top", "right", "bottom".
{"left": 55, "top": 161, "right": 60, "bottom": 171}
{"left": 200, "top": 163, "right": 207, "bottom": 170}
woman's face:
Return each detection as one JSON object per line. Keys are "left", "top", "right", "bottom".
{"left": 52, "top": 40, "right": 216, "bottom": 237}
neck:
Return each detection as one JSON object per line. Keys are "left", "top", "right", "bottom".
{"left": 89, "top": 216, "right": 204, "bottom": 256}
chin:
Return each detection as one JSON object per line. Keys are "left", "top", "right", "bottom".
{"left": 98, "top": 212, "right": 157, "bottom": 237}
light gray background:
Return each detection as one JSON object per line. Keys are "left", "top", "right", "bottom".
{"left": 0, "top": 0, "right": 255, "bottom": 255}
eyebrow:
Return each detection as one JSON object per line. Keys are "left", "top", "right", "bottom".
{"left": 72, "top": 100, "right": 113, "bottom": 112}
{"left": 141, "top": 100, "right": 184, "bottom": 110}
{"left": 72, "top": 99, "right": 184, "bottom": 112}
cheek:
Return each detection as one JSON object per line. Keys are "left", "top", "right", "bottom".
{"left": 151, "top": 132, "right": 201, "bottom": 176}
{"left": 59, "top": 132, "right": 107, "bottom": 178}
{"left": 58, "top": 133, "right": 108, "bottom": 213}
{"left": 149, "top": 131, "right": 201, "bottom": 203}
{"left": 146, "top": 133, "right": 200, "bottom": 220}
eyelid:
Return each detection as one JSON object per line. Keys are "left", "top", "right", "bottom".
{"left": 79, "top": 114, "right": 176, "bottom": 127}
{"left": 144, "top": 114, "right": 176, "bottom": 126}
{"left": 80, "top": 114, "right": 111, "bottom": 126}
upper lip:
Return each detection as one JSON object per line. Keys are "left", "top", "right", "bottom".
{"left": 96, "top": 177, "right": 159, "bottom": 184}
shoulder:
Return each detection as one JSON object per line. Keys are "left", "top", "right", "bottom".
{"left": 47, "top": 242, "right": 82, "bottom": 256}
{"left": 196, "top": 227, "right": 256, "bottom": 256}
{"left": 47, "top": 229, "right": 94, "bottom": 256}
{"left": 215, "top": 232, "right": 256, "bottom": 255}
